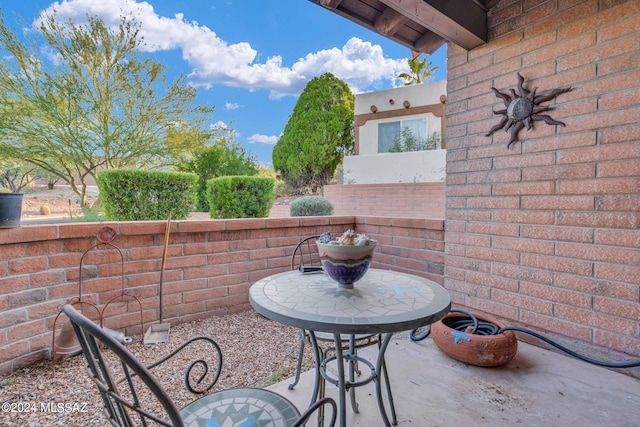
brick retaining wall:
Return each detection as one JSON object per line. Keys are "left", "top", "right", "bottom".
{"left": 0, "top": 216, "right": 444, "bottom": 374}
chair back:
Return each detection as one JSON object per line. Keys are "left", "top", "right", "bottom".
{"left": 62, "top": 304, "right": 183, "bottom": 427}
{"left": 291, "top": 235, "right": 322, "bottom": 271}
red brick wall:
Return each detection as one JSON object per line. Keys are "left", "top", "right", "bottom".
{"left": 357, "top": 217, "right": 445, "bottom": 285}
{"left": 324, "top": 182, "right": 446, "bottom": 218}
{"left": 0, "top": 216, "right": 444, "bottom": 374}
{"left": 445, "top": 0, "right": 639, "bottom": 357}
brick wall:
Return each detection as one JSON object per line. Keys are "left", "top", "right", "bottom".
{"left": 0, "top": 216, "right": 444, "bottom": 374}
{"left": 324, "top": 182, "right": 446, "bottom": 218}
{"left": 357, "top": 216, "right": 445, "bottom": 285}
{"left": 445, "top": 0, "right": 639, "bottom": 357}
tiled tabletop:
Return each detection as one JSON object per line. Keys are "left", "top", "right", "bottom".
{"left": 250, "top": 269, "right": 451, "bottom": 335}
{"left": 180, "top": 388, "right": 299, "bottom": 427}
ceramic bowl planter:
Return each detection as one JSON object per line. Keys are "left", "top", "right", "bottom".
{"left": 316, "top": 241, "right": 376, "bottom": 288}
{"left": 0, "top": 192, "right": 24, "bottom": 228}
{"left": 431, "top": 312, "right": 518, "bottom": 367}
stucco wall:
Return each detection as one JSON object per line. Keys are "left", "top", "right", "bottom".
{"left": 343, "top": 149, "right": 447, "bottom": 184}
{"left": 349, "top": 81, "right": 447, "bottom": 183}
{"left": 444, "top": 0, "right": 639, "bottom": 357}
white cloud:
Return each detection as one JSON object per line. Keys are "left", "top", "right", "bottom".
{"left": 225, "top": 102, "right": 239, "bottom": 110}
{"left": 38, "top": 0, "right": 408, "bottom": 98}
{"left": 248, "top": 134, "right": 278, "bottom": 145}
{"left": 209, "top": 121, "right": 228, "bottom": 130}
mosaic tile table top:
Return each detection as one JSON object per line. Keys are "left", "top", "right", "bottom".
{"left": 180, "top": 388, "right": 299, "bottom": 427}
{"left": 250, "top": 269, "right": 451, "bottom": 335}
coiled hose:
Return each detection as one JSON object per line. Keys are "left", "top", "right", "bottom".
{"left": 411, "top": 308, "right": 640, "bottom": 369}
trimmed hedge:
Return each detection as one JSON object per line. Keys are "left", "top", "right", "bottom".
{"left": 207, "top": 176, "right": 275, "bottom": 219}
{"left": 97, "top": 169, "right": 198, "bottom": 221}
{"left": 289, "top": 196, "right": 334, "bottom": 216}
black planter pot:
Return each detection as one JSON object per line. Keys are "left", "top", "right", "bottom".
{"left": 0, "top": 192, "right": 24, "bottom": 228}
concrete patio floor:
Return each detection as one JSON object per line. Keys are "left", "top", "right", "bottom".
{"left": 268, "top": 331, "right": 640, "bottom": 427}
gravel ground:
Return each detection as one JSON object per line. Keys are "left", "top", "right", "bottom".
{"left": 0, "top": 310, "right": 313, "bottom": 426}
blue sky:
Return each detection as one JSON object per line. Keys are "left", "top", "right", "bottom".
{"left": 3, "top": 0, "right": 447, "bottom": 165}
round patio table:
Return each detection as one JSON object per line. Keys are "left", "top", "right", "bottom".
{"left": 249, "top": 268, "right": 451, "bottom": 427}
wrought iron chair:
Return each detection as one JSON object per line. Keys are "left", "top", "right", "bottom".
{"left": 288, "top": 235, "right": 385, "bottom": 415}
{"left": 62, "top": 304, "right": 336, "bottom": 427}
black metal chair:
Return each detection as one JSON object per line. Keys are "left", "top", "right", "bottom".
{"left": 288, "top": 235, "right": 386, "bottom": 416}
{"left": 62, "top": 304, "right": 336, "bottom": 427}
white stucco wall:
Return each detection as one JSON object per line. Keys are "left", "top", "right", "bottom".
{"left": 343, "top": 149, "right": 446, "bottom": 184}
{"left": 349, "top": 81, "right": 447, "bottom": 183}
{"left": 354, "top": 81, "right": 447, "bottom": 115}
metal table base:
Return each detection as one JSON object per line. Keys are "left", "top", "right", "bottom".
{"left": 308, "top": 331, "right": 397, "bottom": 427}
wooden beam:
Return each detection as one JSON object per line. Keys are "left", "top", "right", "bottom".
{"left": 374, "top": 7, "right": 405, "bottom": 36}
{"left": 320, "top": 0, "right": 343, "bottom": 9}
{"left": 414, "top": 31, "right": 446, "bottom": 55}
{"left": 378, "top": 0, "right": 487, "bottom": 50}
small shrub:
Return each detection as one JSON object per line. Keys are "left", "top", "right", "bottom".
{"left": 207, "top": 176, "right": 275, "bottom": 219}
{"left": 289, "top": 196, "right": 334, "bottom": 216}
{"left": 72, "top": 207, "right": 105, "bottom": 222}
{"left": 97, "top": 169, "right": 198, "bottom": 221}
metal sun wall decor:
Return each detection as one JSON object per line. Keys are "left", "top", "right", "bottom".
{"left": 486, "top": 73, "right": 572, "bottom": 149}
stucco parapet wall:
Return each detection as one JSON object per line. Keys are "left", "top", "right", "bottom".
{"left": 354, "top": 80, "right": 447, "bottom": 115}
{"left": 0, "top": 216, "right": 359, "bottom": 245}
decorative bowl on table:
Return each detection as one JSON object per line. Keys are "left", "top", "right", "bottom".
{"left": 316, "top": 230, "right": 377, "bottom": 289}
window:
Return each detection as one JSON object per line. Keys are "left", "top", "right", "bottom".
{"left": 378, "top": 118, "right": 440, "bottom": 153}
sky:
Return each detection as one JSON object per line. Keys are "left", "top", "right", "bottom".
{"left": 2, "top": 0, "right": 447, "bottom": 166}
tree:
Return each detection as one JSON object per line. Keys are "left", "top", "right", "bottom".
{"left": 272, "top": 73, "right": 354, "bottom": 190}
{"left": 0, "top": 159, "right": 36, "bottom": 192}
{"left": 0, "top": 11, "right": 215, "bottom": 205}
{"left": 177, "top": 133, "right": 259, "bottom": 212}
{"left": 398, "top": 54, "right": 439, "bottom": 85}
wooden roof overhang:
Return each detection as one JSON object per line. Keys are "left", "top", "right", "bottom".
{"left": 308, "top": 0, "right": 500, "bottom": 54}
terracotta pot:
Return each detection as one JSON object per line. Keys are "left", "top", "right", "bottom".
{"left": 53, "top": 320, "right": 82, "bottom": 358}
{"left": 431, "top": 312, "right": 518, "bottom": 367}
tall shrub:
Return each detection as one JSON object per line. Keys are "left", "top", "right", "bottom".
{"left": 207, "top": 176, "right": 274, "bottom": 219}
{"left": 97, "top": 169, "right": 197, "bottom": 221}
{"left": 272, "top": 73, "right": 354, "bottom": 189}
{"left": 177, "top": 139, "right": 258, "bottom": 212}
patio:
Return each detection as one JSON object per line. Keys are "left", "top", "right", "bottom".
{"left": 0, "top": 0, "right": 638, "bottom": 425}
{"left": 267, "top": 330, "right": 640, "bottom": 426}
{"left": 2, "top": 307, "right": 638, "bottom": 426}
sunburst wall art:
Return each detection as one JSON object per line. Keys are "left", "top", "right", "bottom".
{"left": 486, "top": 73, "right": 572, "bottom": 149}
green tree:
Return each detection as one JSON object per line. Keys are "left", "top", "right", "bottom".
{"left": 0, "top": 159, "right": 36, "bottom": 192}
{"left": 272, "top": 73, "right": 354, "bottom": 190}
{"left": 398, "top": 54, "right": 439, "bottom": 85}
{"left": 0, "top": 11, "right": 215, "bottom": 205}
{"left": 177, "top": 134, "right": 258, "bottom": 212}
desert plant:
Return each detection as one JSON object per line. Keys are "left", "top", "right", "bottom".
{"left": 289, "top": 196, "right": 334, "bottom": 216}
{"left": 0, "top": 159, "right": 35, "bottom": 192}
{"left": 207, "top": 176, "right": 275, "bottom": 219}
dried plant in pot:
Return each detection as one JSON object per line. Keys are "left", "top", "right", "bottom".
{"left": 431, "top": 312, "right": 518, "bottom": 367}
